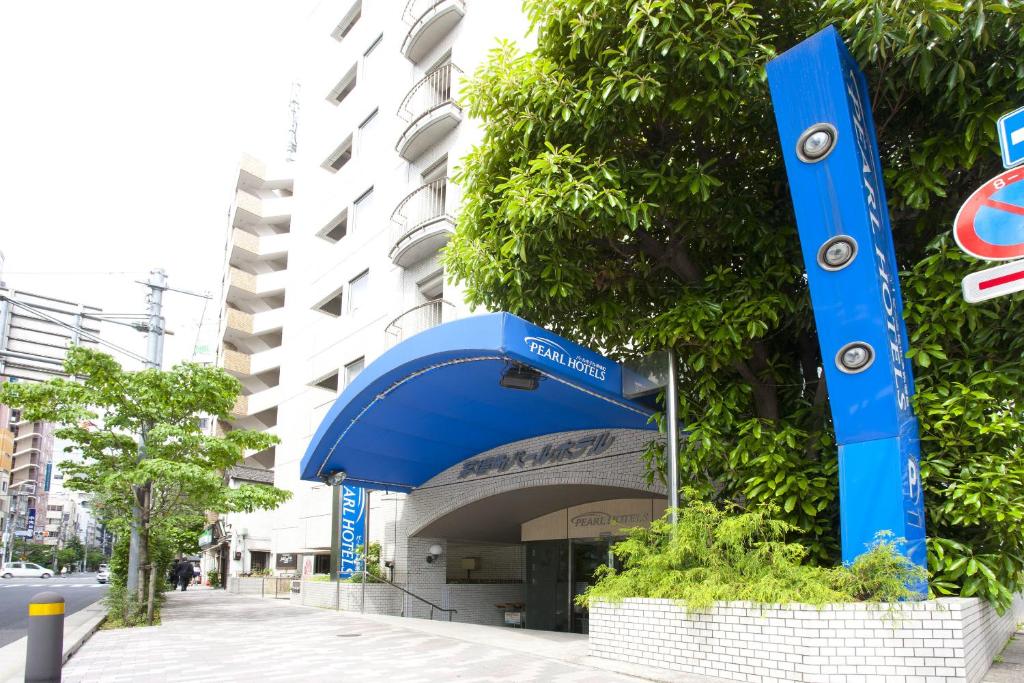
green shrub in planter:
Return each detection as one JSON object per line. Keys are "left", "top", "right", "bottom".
{"left": 580, "top": 495, "right": 927, "bottom": 610}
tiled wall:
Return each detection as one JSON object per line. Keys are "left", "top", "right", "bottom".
{"left": 590, "top": 597, "right": 1023, "bottom": 683}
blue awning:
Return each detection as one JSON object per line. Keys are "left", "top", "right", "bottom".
{"left": 300, "top": 312, "right": 658, "bottom": 491}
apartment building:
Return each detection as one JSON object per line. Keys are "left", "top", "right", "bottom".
{"left": 211, "top": 0, "right": 532, "bottom": 577}
{"left": 8, "top": 415, "right": 53, "bottom": 545}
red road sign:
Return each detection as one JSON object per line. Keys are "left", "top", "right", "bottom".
{"left": 954, "top": 167, "right": 1024, "bottom": 260}
{"left": 962, "top": 259, "right": 1024, "bottom": 303}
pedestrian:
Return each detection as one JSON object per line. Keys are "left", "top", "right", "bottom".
{"left": 176, "top": 559, "right": 193, "bottom": 592}
{"left": 192, "top": 564, "right": 201, "bottom": 586}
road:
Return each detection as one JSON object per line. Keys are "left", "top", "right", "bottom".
{"left": 0, "top": 574, "right": 108, "bottom": 647}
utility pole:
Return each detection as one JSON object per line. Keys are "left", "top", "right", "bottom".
{"left": 666, "top": 350, "right": 680, "bottom": 525}
{"left": 125, "top": 269, "right": 166, "bottom": 598}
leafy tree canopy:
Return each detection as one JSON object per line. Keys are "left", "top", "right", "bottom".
{"left": 0, "top": 347, "right": 291, "bottom": 596}
{"left": 445, "top": 0, "right": 1024, "bottom": 611}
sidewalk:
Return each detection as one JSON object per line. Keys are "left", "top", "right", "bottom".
{"left": 61, "top": 588, "right": 715, "bottom": 682}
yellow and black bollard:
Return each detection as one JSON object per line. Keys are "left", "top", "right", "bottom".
{"left": 25, "top": 592, "right": 64, "bottom": 683}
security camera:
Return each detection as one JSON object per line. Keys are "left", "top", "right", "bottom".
{"left": 425, "top": 555, "right": 435, "bottom": 564}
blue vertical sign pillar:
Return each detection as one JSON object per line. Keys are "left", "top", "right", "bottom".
{"left": 766, "top": 26, "right": 926, "bottom": 572}
{"left": 338, "top": 484, "right": 367, "bottom": 579}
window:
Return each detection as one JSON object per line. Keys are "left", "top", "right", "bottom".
{"left": 352, "top": 187, "right": 374, "bottom": 233}
{"left": 314, "top": 286, "right": 344, "bottom": 317}
{"left": 357, "top": 109, "right": 378, "bottom": 155}
{"left": 331, "top": 1, "right": 361, "bottom": 41}
{"left": 344, "top": 357, "right": 365, "bottom": 388}
{"left": 327, "top": 65, "right": 357, "bottom": 106}
{"left": 311, "top": 370, "right": 339, "bottom": 392}
{"left": 418, "top": 270, "right": 444, "bottom": 302}
{"left": 251, "top": 551, "right": 270, "bottom": 572}
{"left": 323, "top": 136, "right": 353, "bottom": 172}
{"left": 319, "top": 210, "right": 348, "bottom": 243}
{"left": 347, "top": 271, "right": 369, "bottom": 314}
{"left": 313, "top": 554, "right": 330, "bottom": 574}
{"left": 362, "top": 34, "right": 383, "bottom": 81}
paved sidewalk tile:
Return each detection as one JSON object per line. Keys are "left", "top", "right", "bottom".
{"left": 985, "top": 631, "right": 1024, "bottom": 682}
{"left": 62, "top": 589, "right": 648, "bottom": 682}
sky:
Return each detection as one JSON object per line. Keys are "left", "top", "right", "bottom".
{"left": 0, "top": 1, "right": 318, "bottom": 368}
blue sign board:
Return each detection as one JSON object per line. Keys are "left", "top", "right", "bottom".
{"left": 997, "top": 105, "right": 1024, "bottom": 169}
{"left": 767, "top": 26, "right": 926, "bottom": 571}
{"left": 502, "top": 315, "right": 621, "bottom": 396}
{"left": 16, "top": 508, "right": 36, "bottom": 538}
{"left": 338, "top": 484, "right": 367, "bottom": 579}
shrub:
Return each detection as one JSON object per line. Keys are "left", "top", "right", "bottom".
{"left": 579, "top": 496, "right": 927, "bottom": 610}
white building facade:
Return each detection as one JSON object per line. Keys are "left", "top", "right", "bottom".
{"left": 214, "top": 0, "right": 533, "bottom": 578}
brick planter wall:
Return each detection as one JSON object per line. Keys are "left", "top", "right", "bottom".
{"left": 589, "top": 597, "right": 1023, "bottom": 683}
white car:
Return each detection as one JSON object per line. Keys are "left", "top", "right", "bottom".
{"left": 96, "top": 567, "right": 110, "bottom": 583}
{"left": 1, "top": 562, "right": 54, "bottom": 579}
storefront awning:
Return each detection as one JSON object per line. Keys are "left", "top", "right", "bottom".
{"left": 300, "top": 313, "right": 658, "bottom": 491}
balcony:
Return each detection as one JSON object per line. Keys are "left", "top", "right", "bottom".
{"left": 230, "top": 230, "right": 290, "bottom": 264}
{"left": 11, "top": 458, "right": 39, "bottom": 475}
{"left": 230, "top": 394, "right": 279, "bottom": 431}
{"left": 224, "top": 307, "right": 285, "bottom": 339}
{"left": 232, "top": 190, "right": 292, "bottom": 230}
{"left": 236, "top": 154, "right": 293, "bottom": 194}
{"left": 396, "top": 63, "right": 463, "bottom": 162}
{"left": 227, "top": 267, "right": 287, "bottom": 299}
{"left": 385, "top": 299, "right": 457, "bottom": 348}
{"left": 401, "top": 0, "right": 465, "bottom": 63}
{"left": 389, "top": 178, "right": 455, "bottom": 267}
{"left": 222, "top": 347, "right": 282, "bottom": 378}
{"left": 11, "top": 444, "right": 40, "bottom": 459}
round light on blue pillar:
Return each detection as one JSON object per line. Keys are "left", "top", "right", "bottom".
{"left": 796, "top": 123, "right": 838, "bottom": 163}
{"left": 816, "top": 235, "right": 858, "bottom": 271}
{"left": 835, "top": 342, "right": 875, "bottom": 373}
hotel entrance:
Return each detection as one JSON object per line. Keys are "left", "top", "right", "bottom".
{"left": 525, "top": 538, "right": 621, "bottom": 633}
{"left": 519, "top": 497, "right": 665, "bottom": 633}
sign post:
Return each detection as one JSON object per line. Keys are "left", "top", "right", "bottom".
{"left": 337, "top": 484, "right": 367, "bottom": 580}
{"left": 767, "top": 26, "right": 926, "bottom": 572}
{"left": 952, "top": 165, "right": 1024, "bottom": 301}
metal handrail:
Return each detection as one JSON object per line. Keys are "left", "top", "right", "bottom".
{"left": 390, "top": 177, "right": 451, "bottom": 241}
{"left": 363, "top": 573, "right": 457, "bottom": 621}
{"left": 403, "top": 0, "right": 461, "bottom": 25}
{"left": 385, "top": 300, "right": 455, "bottom": 348}
{"left": 398, "top": 63, "right": 462, "bottom": 123}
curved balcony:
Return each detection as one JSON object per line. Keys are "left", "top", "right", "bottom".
{"left": 396, "top": 63, "right": 463, "bottom": 162}
{"left": 385, "top": 299, "right": 457, "bottom": 348}
{"left": 389, "top": 178, "right": 455, "bottom": 267}
{"left": 401, "top": 0, "right": 465, "bottom": 63}
{"left": 10, "top": 460, "right": 39, "bottom": 475}
{"left": 11, "top": 445, "right": 40, "bottom": 459}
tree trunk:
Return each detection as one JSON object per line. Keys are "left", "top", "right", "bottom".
{"left": 146, "top": 564, "right": 157, "bottom": 625}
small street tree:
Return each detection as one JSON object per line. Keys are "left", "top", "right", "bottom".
{"left": 445, "top": 0, "right": 1024, "bottom": 610}
{"left": 0, "top": 347, "right": 290, "bottom": 622}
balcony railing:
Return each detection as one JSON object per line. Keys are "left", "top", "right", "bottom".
{"left": 399, "top": 63, "right": 462, "bottom": 124}
{"left": 389, "top": 178, "right": 455, "bottom": 266}
{"left": 385, "top": 300, "right": 456, "bottom": 348}
{"left": 392, "top": 177, "right": 450, "bottom": 236}
{"left": 401, "top": 0, "right": 466, "bottom": 63}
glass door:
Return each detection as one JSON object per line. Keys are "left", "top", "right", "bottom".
{"left": 570, "top": 538, "right": 618, "bottom": 634}
{"left": 525, "top": 540, "right": 569, "bottom": 631}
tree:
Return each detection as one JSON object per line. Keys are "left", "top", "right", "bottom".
{"left": 444, "top": 0, "right": 1024, "bottom": 610}
{"left": 0, "top": 347, "right": 291, "bottom": 621}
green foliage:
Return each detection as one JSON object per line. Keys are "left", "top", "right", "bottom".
{"left": 580, "top": 497, "right": 927, "bottom": 609}
{"left": 445, "top": 0, "right": 1024, "bottom": 610}
{"left": 0, "top": 347, "right": 292, "bottom": 621}
{"left": 207, "top": 569, "right": 220, "bottom": 587}
{"left": 345, "top": 542, "right": 384, "bottom": 582}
